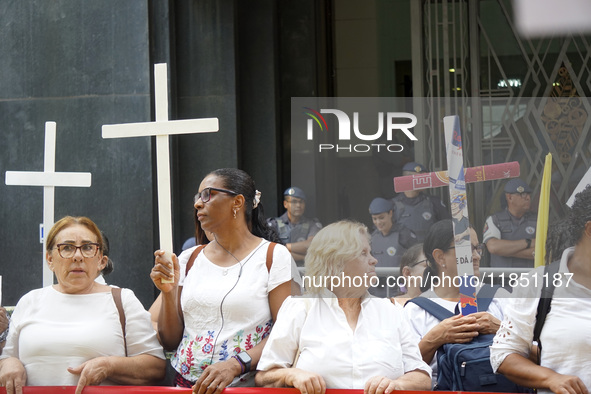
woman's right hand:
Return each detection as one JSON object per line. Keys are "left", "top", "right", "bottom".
{"left": 420, "top": 314, "right": 480, "bottom": 364}
{"left": 285, "top": 368, "right": 326, "bottom": 394}
{"left": 0, "top": 357, "right": 27, "bottom": 394}
{"left": 428, "top": 314, "right": 480, "bottom": 347}
{"left": 150, "top": 250, "right": 180, "bottom": 293}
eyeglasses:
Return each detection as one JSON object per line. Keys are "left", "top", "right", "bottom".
{"left": 409, "top": 258, "right": 428, "bottom": 268}
{"left": 194, "top": 187, "right": 238, "bottom": 204}
{"left": 55, "top": 243, "right": 100, "bottom": 259}
{"left": 473, "top": 243, "right": 485, "bottom": 256}
{"left": 444, "top": 243, "right": 485, "bottom": 256}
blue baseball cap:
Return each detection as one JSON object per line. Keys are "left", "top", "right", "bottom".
{"left": 402, "top": 161, "right": 427, "bottom": 174}
{"left": 369, "top": 198, "right": 393, "bottom": 215}
{"left": 284, "top": 186, "right": 306, "bottom": 201}
{"left": 504, "top": 179, "right": 532, "bottom": 194}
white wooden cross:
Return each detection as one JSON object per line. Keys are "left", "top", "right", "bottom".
{"left": 5, "top": 121, "right": 93, "bottom": 287}
{"left": 102, "top": 63, "right": 219, "bottom": 277}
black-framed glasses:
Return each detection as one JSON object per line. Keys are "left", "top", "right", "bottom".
{"left": 473, "top": 243, "right": 485, "bottom": 256}
{"left": 55, "top": 243, "right": 100, "bottom": 259}
{"left": 444, "top": 243, "right": 485, "bottom": 256}
{"left": 409, "top": 258, "right": 428, "bottom": 268}
{"left": 194, "top": 187, "right": 239, "bottom": 204}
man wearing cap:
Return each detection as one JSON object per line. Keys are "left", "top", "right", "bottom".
{"left": 369, "top": 197, "right": 417, "bottom": 297}
{"left": 483, "top": 178, "right": 537, "bottom": 267}
{"left": 267, "top": 186, "right": 322, "bottom": 266}
{"left": 393, "top": 161, "right": 450, "bottom": 243}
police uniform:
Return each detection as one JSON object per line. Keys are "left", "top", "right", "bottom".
{"left": 370, "top": 226, "right": 406, "bottom": 268}
{"left": 483, "top": 178, "right": 537, "bottom": 268}
{"left": 269, "top": 212, "right": 323, "bottom": 246}
{"left": 393, "top": 193, "right": 450, "bottom": 243}
{"left": 394, "top": 161, "right": 450, "bottom": 243}
{"left": 483, "top": 209, "right": 537, "bottom": 268}
{"left": 267, "top": 186, "right": 322, "bottom": 266}
{"left": 368, "top": 197, "right": 417, "bottom": 297}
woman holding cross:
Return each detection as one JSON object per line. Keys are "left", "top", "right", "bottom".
{"left": 150, "top": 168, "right": 301, "bottom": 393}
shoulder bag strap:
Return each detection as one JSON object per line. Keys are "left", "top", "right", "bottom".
{"left": 178, "top": 244, "right": 207, "bottom": 320}
{"left": 111, "top": 287, "right": 127, "bottom": 357}
{"left": 406, "top": 297, "right": 456, "bottom": 321}
{"left": 476, "top": 284, "right": 501, "bottom": 312}
{"left": 533, "top": 260, "right": 561, "bottom": 363}
{"left": 266, "top": 242, "right": 277, "bottom": 273}
{"left": 185, "top": 244, "right": 207, "bottom": 276}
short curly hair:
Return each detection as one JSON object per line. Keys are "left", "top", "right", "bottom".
{"left": 304, "top": 220, "right": 370, "bottom": 295}
{"left": 568, "top": 184, "right": 591, "bottom": 244}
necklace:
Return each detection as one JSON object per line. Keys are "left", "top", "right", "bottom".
{"left": 214, "top": 238, "right": 241, "bottom": 275}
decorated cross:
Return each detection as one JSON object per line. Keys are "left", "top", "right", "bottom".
{"left": 102, "top": 63, "right": 219, "bottom": 279}
{"left": 393, "top": 115, "right": 520, "bottom": 314}
{"left": 5, "top": 121, "right": 93, "bottom": 287}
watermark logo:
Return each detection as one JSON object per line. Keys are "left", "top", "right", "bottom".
{"left": 303, "top": 107, "right": 418, "bottom": 153}
{"left": 303, "top": 107, "right": 329, "bottom": 134}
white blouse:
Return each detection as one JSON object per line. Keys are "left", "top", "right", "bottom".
{"left": 490, "top": 247, "right": 591, "bottom": 394}
{"left": 0, "top": 286, "right": 164, "bottom": 386}
{"left": 403, "top": 288, "right": 507, "bottom": 385}
{"left": 257, "top": 293, "right": 431, "bottom": 389}
{"left": 172, "top": 240, "right": 300, "bottom": 384}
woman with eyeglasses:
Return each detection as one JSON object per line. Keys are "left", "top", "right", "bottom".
{"left": 391, "top": 243, "right": 428, "bottom": 306}
{"left": 0, "top": 216, "right": 166, "bottom": 394}
{"left": 150, "top": 168, "right": 301, "bottom": 393}
{"left": 403, "top": 219, "right": 509, "bottom": 386}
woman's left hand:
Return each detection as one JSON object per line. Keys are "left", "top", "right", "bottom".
{"left": 193, "top": 358, "right": 242, "bottom": 394}
{"left": 364, "top": 375, "right": 404, "bottom": 394}
{"left": 67, "top": 356, "right": 113, "bottom": 394}
{"left": 471, "top": 311, "right": 501, "bottom": 335}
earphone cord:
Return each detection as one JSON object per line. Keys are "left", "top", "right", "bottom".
{"left": 214, "top": 237, "right": 241, "bottom": 263}
{"left": 208, "top": 239, "right": 268, "bottom": 367}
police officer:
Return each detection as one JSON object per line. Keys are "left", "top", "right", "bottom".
{"left": 369, "top": 197, "right": 417, "bottom": 297}
{"left": 267, "top": 186, "right": 322, "bottom": 266}
{"left": 393, "top": 162, "right": 450, "bottom": 243}
{"left": 483, "top": 178, "right": 537, "bottom": 268}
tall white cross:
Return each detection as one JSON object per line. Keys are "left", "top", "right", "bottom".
{"left": 102, "top": 63, "right": 219, "bottom": 274}
{"left": 5, "top": 121, "right": 93, "bottom": 287}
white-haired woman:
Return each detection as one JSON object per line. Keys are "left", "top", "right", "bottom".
{"left": 255, "top": 220, "right": 431, "bottom": 394}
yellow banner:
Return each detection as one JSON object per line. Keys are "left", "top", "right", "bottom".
{"left": 535, "top": 153, "right": 552, "bottom": 267}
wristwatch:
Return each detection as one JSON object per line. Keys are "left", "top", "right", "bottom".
{"left": 525, "top": 238, "right": 532, "bottom": 249}
{"left": 235, "top": 351, "right": 252, "bottom": 373}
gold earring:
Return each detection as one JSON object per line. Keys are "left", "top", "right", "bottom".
{"left": 233, "top": 209, "right": 237, "bottom": 219}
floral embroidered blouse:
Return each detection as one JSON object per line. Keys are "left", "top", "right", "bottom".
{"left": 171, "top": 240, "right": 298, "bottom": 384}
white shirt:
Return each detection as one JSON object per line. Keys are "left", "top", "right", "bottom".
{"left": 257, "top": 293, "right": 431, "bottom": 389}
{"left": 0, "top": 286, "right": 164, "bottom": 386}
{"left": 403, "top": 288, "right": 507, "bottom": 385}
{"left": 172, "top": 240, "right": 301, "bottom": 384}
{"left": 490, "top": 247, "right": 591, "bottom": 394}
